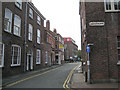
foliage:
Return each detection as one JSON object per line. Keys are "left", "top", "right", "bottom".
{"left": 77, "top": 50, "right": 81, "bottom": 58}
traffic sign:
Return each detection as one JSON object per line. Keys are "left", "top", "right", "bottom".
{"left": 86, "top": 46, "right": 90, "bottom": 53}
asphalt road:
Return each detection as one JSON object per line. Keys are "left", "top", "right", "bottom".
{"left": 6, "top": 62, "right": 80, "bottom": 88}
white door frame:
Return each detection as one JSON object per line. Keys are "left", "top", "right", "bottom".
{"left": 27, "top": 53, "right": 33, "bottom": 71}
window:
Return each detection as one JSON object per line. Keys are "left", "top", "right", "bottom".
{"left": 0, "top": 43, "right": 4, "bottom": 67}
{"left": 55, "top": 45, "right": 58, "bottom": 49}
{"left": 11, "top": 45, "right": 21, "bottom": 66}
{"left": 114, "top": 0, "right": 120, "bottom": 10}
{"left": 14, "top": 15, "right": 21, "bottom": 36}
{"left": 55, "top": 37, "right": 58, "bottom": 40}
{"left": 29, "top": 8, "right": 33, "bottom": 19}
{"left": 36, "top": 49, "right": 41, "bottom": 64}
{"left": 117, "top": 36, "right": 120, "bottom": 61}
{"left": 37, "top": 16, "right": 41, "bottom": 25}
{"left": 105, "top": 0, "right": 120, "bottom": 11}
{"left": 37, "top": 29, "right": 41, "bottom": 44}
{"left": 59, "top": 37, "right": 61, "bottom": 42}
{"left": 28, "top": 24, "right": 33, "bottom": 41}
{"left": 4, "top": 8, "right": 12, "bottom": 33}
{"left": 67, "top": 39, "right": 69, "bottom": 41}
{"left": 45, "top": 51, "right": 48, "bottom": 64}
{"left": 15, "top": 0, "right": 22, "bottom": 9}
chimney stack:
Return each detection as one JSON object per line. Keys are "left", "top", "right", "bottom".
{"left": 46, "top": 20, "right": 50, "bottom": 30}
{"left": 53, "top": 28, "right": 57, "bottom": 33}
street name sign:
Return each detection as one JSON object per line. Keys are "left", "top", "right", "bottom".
{"left": 89, "top": 22, "right": 105, "bottom": 26}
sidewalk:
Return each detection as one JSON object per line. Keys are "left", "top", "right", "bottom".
{"left": 2, "top": 64, "right": 62, "bottom": 88}
{"left": 71, "top": 66, "right": 119, "bottom": 88}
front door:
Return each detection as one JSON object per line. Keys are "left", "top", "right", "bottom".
{"left": 27, "top": 54, "right": 33, "bottom": 71}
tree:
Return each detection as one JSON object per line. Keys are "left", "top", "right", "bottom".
{"left": 77, "top": 50, "right": 81, "bottom": 58}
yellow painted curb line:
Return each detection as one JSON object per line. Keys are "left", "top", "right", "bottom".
{"left": 5, "top": 66, "right": 62, "bottom": 88}
{"left": 63, "top": 64, "right": 80, "bottom": 88}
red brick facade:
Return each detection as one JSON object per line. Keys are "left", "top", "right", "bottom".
{"left": 1, "top": 1, "right": 63, "bottom": 77}
{"left": 80, "top": 1, "right": 120, "bottom": 83}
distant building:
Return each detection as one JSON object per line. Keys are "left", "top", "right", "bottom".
{"left": 64, "top": 37, "right": 78, "bottom": 62}
{"left": 79, "top": 1, "right": 120, "bottom": 83}
{"left": 53, "top": 29, "right": 64, "bottom": 64}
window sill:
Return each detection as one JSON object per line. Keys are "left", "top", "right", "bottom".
{"left": 45, "top": 62, "right": 48, "bottom": 64}
{"left": 13, "top": 34, "right": 21, "bottom": 38}
{"left": 37, "top": 42, "right": 41, "bottom": 45}
{"left": 11, "top": 64, "right": 21, "bottom": 67}
{"left": 36, "top": 63, "right": 41, "bottom": 65}
{"left": 105, "top": 10, "right": 120, "bottom": 13}
{"left": 28, "top": 39, "right": 32, "bottom": 42}
{"left": 0, "top": 65, "right": 4, "bottom": 68}
{"left": 4, "top": 30, "right": 12, "bottom": 34}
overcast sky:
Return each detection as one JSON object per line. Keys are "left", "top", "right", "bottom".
{"left": 32, "top": 0, "right": 81, "bottom": 50}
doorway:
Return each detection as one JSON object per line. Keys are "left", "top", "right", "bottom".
{"left": 27, "top": 49, "right": 33, "bottom": 71}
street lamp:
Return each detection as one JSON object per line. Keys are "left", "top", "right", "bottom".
{"left": 87, "top": 43, "right": 94, "bottom": 84}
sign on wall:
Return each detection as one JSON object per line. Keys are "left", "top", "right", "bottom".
{"left": 89, "top": 22, "right": 105, "bottom": 26}
{"left": 86, "top": 46, "right": 90, "bottom": 53}
{"left": 59, "top": 44, "right": 63, "bottom": 49}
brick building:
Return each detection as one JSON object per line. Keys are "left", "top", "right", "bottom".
{"left": 80, "top": 0, "right": 120, "bottom": 83}
{"left": 53, "top": 29, "right": 64, "bottom": 64}
{"left": 64, "top": 37, "right": 78, "bottom": 62}
{"left": 1, "top": 1, "right": 53, "bottom": 77}
{"left": 45, "top": 20, "right": 56, "bottom": 66}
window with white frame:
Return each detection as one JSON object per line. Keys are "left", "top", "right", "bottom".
{"left": 11, "top": 45, "right": 21, "bottom": 66}
{"left": 14, "top": 15, "right": 21, "bottom": 36}
{"left": 37, "top": 29, "right": 41, "bottom": 44}
{"left": 45, "top": 51, "right": 48, "bottom": 64}
{"left": 28, "top": 24, "right": 33, "bottom": 41}
{"left": 117, "top": 36, "right": 120, "bottom": 61}
{"left": 36, "top": 49, "right": 41, "bottom": 64}
{"left": 105, "top": 0, "right": 120, "bottom": 11}
{"left": 55, "top": 36, "right": 58, "bottom": 40}
{"left": 29, "top": 8, "right": 33, "bottom": 19}
{"left": 0, "top": 43, "right": 4, "bottom": 67}
{"left": 15, "top": 0, "right": 22, "bottom": 9}
{"left": 37, "top": 16, "right": 41, "bottom": 25}
{"left": 4, "top": 8, "right": 12, "bottom": 33}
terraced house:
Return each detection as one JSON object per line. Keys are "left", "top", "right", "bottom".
{"left": 53, "top": 29, "right": 64, "bottom": 65}
{"left": 1, "top": 1, "right": 57, "bottom": 77}
{"left": 80, "top": 0, "right": 120, "bottom": 83}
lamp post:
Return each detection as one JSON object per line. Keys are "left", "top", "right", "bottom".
{"left": 86, "top": 43, "right": 94, "bottom": 84}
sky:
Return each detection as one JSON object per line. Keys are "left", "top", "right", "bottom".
{"left": 32, "top": 0, "right": 81, "bottom": 50}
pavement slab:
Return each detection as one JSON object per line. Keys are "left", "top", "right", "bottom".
{"left": 71, "top": 68, "right": 119, "bottom": 89}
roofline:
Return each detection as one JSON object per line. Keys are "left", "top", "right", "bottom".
{"left": 28, "top": 2, "right": 46, "bottom": 20}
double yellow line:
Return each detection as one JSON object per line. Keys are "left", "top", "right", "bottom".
{"left": 63, "top": 64, "right": 80, "bottom": 88}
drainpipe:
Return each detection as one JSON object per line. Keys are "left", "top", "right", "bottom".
{"left": 24, "top": 2, "right": 28, "bottom": 72}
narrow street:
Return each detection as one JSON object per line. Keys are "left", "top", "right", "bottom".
{"left": 4, "top": 62, "right": 80, "bottom": 88}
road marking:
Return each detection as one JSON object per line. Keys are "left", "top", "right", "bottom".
{"left": 5, "top": 66, "right": 62, "bottom": 88}
{"left": 63, "top": 64, "right": 80, "bottom": 88}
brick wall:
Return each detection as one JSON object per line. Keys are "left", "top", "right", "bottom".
{"left": 80, "top": 2, "right": 119, "bottom": 83}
